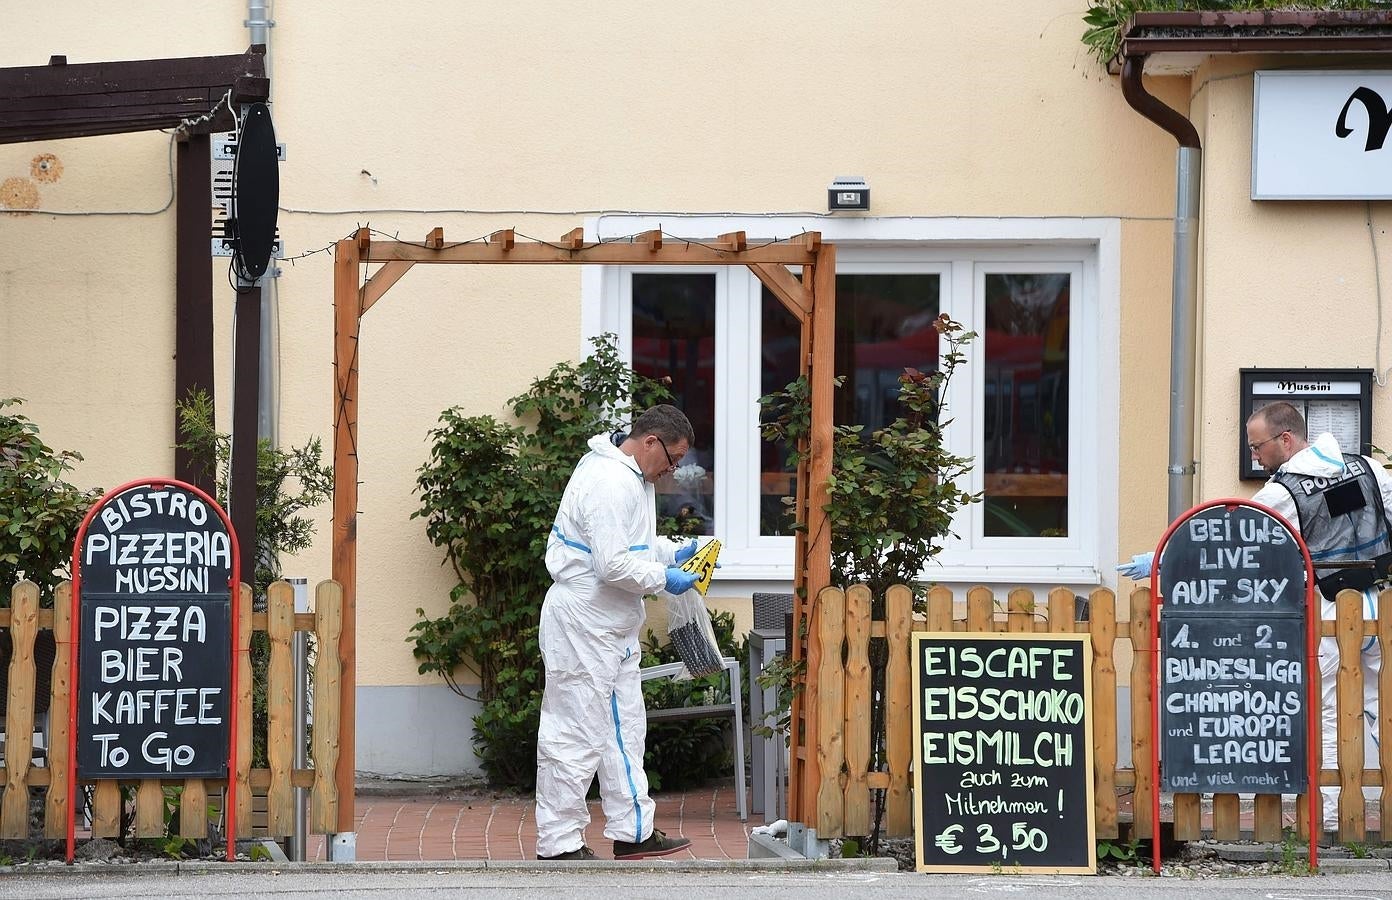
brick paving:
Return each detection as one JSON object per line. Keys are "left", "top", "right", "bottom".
{"left": 305, "top": 784, "right": 751, "bottom": 862}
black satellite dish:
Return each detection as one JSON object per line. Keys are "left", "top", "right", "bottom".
{"left": 231, "top": 102, "right": 280, "bottom": 282}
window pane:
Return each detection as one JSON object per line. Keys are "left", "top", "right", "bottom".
{"left": 759, "top": 273, "right": 940, "bottom": 536}
{"left": 982, "top": 273, "right": 1069, "bottom": 538}
{"left": 631, "top": 273, "right": 716, "bottom": 535}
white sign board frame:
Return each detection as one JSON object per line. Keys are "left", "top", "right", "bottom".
{"left": 1252, "top": 70, "right": 1392, "bottom": 200}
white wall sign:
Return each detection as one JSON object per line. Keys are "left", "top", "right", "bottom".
{"left": 1253, "top": 70, "right": 1392, "bottom": 200}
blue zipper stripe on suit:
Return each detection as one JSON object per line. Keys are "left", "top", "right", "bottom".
{"left": 610, "top": 690, "right": 642, "bottom": 843}
{"left": 550, "top": 525, "right": 592, "bottom": 554}
{"left": 628, "top": 544, "right": 649, "bottom": 551}
{"left": 1307, "top": 532, "right": 1389, "bottom": 560}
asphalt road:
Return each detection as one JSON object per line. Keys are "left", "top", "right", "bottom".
{"left": 0, "top": 868, "right": 1389, "bottom": 900}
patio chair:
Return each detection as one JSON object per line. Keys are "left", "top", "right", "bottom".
{"left": 640, "top": 656, "right": 747, "bottom": 821}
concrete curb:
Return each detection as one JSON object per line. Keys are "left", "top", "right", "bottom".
{"left": 0, "top": 856, "right": 901, "bottom": 877}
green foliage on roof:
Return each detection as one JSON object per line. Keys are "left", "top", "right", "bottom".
{"left": 1082, "top": 1, "right": 1392, "bottom": 69}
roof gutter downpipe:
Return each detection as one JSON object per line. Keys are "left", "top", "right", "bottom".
{"left": 1121, "top": 55, "right": 1202, "bottom": 522}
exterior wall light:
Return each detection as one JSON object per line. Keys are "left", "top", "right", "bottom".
{"left": 828, "top": 176, "right": 870, "bottom": 211}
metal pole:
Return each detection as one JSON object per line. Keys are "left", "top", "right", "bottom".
{"left": 289, "top": 576, "right": 308, "bottom": 861}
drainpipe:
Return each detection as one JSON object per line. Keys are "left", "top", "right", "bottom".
{"left": 247, "top": 0, "right": 279, "bottom": 450}
{"left": 1121, "top": 55, "right": 1201, "bottom": 522}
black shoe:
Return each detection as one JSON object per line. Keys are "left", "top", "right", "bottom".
{"left": 612, "top": 828, "right": 691, "bottom": 860}
{"left": 537, "top": 845, "right": 596, "bottom": 861}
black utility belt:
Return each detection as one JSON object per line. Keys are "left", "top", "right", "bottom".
{"left": 1316, "top": 550, "right": 1392, "bottom": 602}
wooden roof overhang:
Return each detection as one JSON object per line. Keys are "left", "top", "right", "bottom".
{"left": 333, "top": 226, "right": 836, "bottom": 830}
{"left": 0, "top": 45, "right": 268, "bottom": 143}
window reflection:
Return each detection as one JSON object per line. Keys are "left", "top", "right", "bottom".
{"left": 759, "top": 273, "right": 940, "bottom": 536}
{"left": 982, "top": 273, "right": 1069, "bottom": 538}
{"left": 631, "top": 273, "right": 716, "bottom": 535}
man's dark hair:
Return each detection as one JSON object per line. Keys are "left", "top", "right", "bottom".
{"left": 630, "top": 404, "right": 694, "bottom": 446}
{"left": 1252, "top": 401, "right": 1308, "bottom": 441}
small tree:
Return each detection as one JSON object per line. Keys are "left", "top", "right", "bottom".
{"left": 176, "top": 389, "right": 333, "bottom": 767}
{"left": 758, "top": 312, "right": 980, "bottom": 852}
{"left": 410, "top": 334, "right": 670, "bottom": 788}
{"left": 0, "top": 397, "right": 102, "bottom": 606}
{"left": 759, "top": 313, "right": 979, "bottom": 598}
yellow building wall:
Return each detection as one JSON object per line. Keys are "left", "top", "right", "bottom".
{"left": 2, "top": 3, "right": 1182, "bottom": 707}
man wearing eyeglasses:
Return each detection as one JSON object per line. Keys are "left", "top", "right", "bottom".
{"left": 535, "top": 404, "right": 699, "bottom": 861}
{"left": 1120, "top": 400, "right": 1386, "bottom": 832}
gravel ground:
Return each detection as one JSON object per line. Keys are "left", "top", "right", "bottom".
{"left": 858, "top": 836, "right": 1380, "bottom": 876}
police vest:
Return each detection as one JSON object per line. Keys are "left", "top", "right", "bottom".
{"left": 1273, "top": 454, "right": 1392, "bottom": 599}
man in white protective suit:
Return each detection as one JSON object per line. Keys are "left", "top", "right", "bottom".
{"left": 1118, "top": 401, "right": 1386, "bottom": 833}
{"left": 534, "top": 404, "right": 701, "bottom": 861}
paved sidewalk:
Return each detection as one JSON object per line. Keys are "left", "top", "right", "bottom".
{"left": 306, "top": 784, "right": 751, "bottom": 862}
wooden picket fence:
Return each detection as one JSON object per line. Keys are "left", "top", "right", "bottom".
{"left": 0, "top": 578, "right": 343, "bottom": 841}
{"left": 808, "top": 583, "right": 1391, "bottom": 844}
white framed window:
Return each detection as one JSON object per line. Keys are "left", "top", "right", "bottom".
{"left": 584, "top": 216, "right": 1119, "bottom": 588}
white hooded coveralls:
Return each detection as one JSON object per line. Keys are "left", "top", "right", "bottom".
{"left": 534, "top": 433, "right": 681, "bottom": 857}
{"left": 1252, "top": 432, "right": 1385, "bottom": 829}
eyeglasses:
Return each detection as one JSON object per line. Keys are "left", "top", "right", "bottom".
{"left": 654, "top": 436, "right": 678, "bottom": 472}
{"left": 1247, "top": 431, "right": 1289, "bottom": 453}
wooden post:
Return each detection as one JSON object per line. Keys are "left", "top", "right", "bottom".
{"left": 236, "top": 583, "right": 253, "bottom": 838}
{"left": 311, "top": 580, "right": 343, "bottom": 833}
{"left": 331, "top": 233, "right": 363, "bottom": 835}
{"left": 842, "top": 584, "right": 871, "bottom": 837}
{"left": 1379, "top": 590, "right": 1391, "bottom": 840}
{"left": 1007, "top": 588, "right": 1033, "bottom": 632}
{"left": 1, "top": 581, "right": 38, "bottom": 838}
{"left": 174, "top": 131, "right": 216, "bottom": 495}
{"left": 815, "top": 585, "right": 845, "bottom": 837}
{"left": 883, "top": 584, "right": 913, "bottom": 837}
{"left": 1087, "top": 588, "right": 1118, "bottom": 840}
{"left": 1334, "top": 589, "right": 1365, "bottom": 841}
{"left": 266, "top": 580, "right": 296, "bottom": 835}
{"left": 1129, "top": 586, "right": 1154, "bottom": 840}
{"left": 45, "top": 583, "right": 73, "bottom": 838}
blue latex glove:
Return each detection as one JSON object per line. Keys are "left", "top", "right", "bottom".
{"left": 1116, "top": 551, "right": 1155, "bottom": 580}
{"left": 674, "top": 539, "right": 698, "bottom": 565}
{"left": 664, "top": 566, "right": 700, "bottom": 595}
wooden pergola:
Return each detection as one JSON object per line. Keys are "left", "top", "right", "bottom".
{"left": 330, "top": 226, "right": 836, "bottom": 832}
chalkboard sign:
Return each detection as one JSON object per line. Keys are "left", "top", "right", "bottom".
{"left": 1157, "top": 501, "right": 1311, "bottom": 793}
{"left": 912, "top": 633, "right": 1096, "bottom": 874}
{"left": 73, "top": 481, "right": 238, "bottom": 778}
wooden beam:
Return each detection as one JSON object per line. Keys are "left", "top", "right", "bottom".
{"left": 717, "top": 231, "right": 748, "bottom": 251}
{"left": 359, "top": 261, "right": 414, "bottom": 315}
{"left": 638, "top": 229, "right": 662, "bottom": 252}
{"left": 490, "top": 229, "right": 515, "bottom": 251}
{"left": 424, "top": 227, "right": 444, "bottom": 249}
{"left": 361, "top": 239, "right": 819, "bottom": 266}
{"left": 560, "top": 227, "right": 584, "bottom": 250}
{"left": 331, "top": 236, "right": 361, "bottom": 836}
{"left": 0, "top": 46, "right": 268, "bottom": 144}
{"left": 749, "top": 263, "right": 811, "bottom": 321}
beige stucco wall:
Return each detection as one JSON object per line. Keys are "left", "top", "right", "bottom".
{"left": 3, "top": 3, "right": 1183, "bottom": 703}
{"left": 1194, "top": 55, "right": 1392, "bottom": 505}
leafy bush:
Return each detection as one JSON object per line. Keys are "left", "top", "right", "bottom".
{"left": 410, "top": 334, "right": 670, "bottom": 789}
{"left": 640, "top": 609, "right": 746, "bottom": 791}
{"left": 0, "top": 398, "right": 101, "bottom": 606}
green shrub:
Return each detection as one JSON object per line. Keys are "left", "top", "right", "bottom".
{"left": 0, "top": 398, "right": 101, "bottom": 607}
{"left": 410, "top": 334, "right": 671, "bottom": 789}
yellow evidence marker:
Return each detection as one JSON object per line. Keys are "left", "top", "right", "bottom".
{"left": 678, "top": 539, "right": 721, "bottom": 596}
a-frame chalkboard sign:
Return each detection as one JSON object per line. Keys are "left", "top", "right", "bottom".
{"left": 1150, "top": 498, "right": 1319, "bottom": 873}
{"left": 67, "top": 478, "right": 242, "bottom": 864}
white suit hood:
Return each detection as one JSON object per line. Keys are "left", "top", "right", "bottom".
{"left": 1274, "top": 432, "right": 1348, "bottom": 479}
